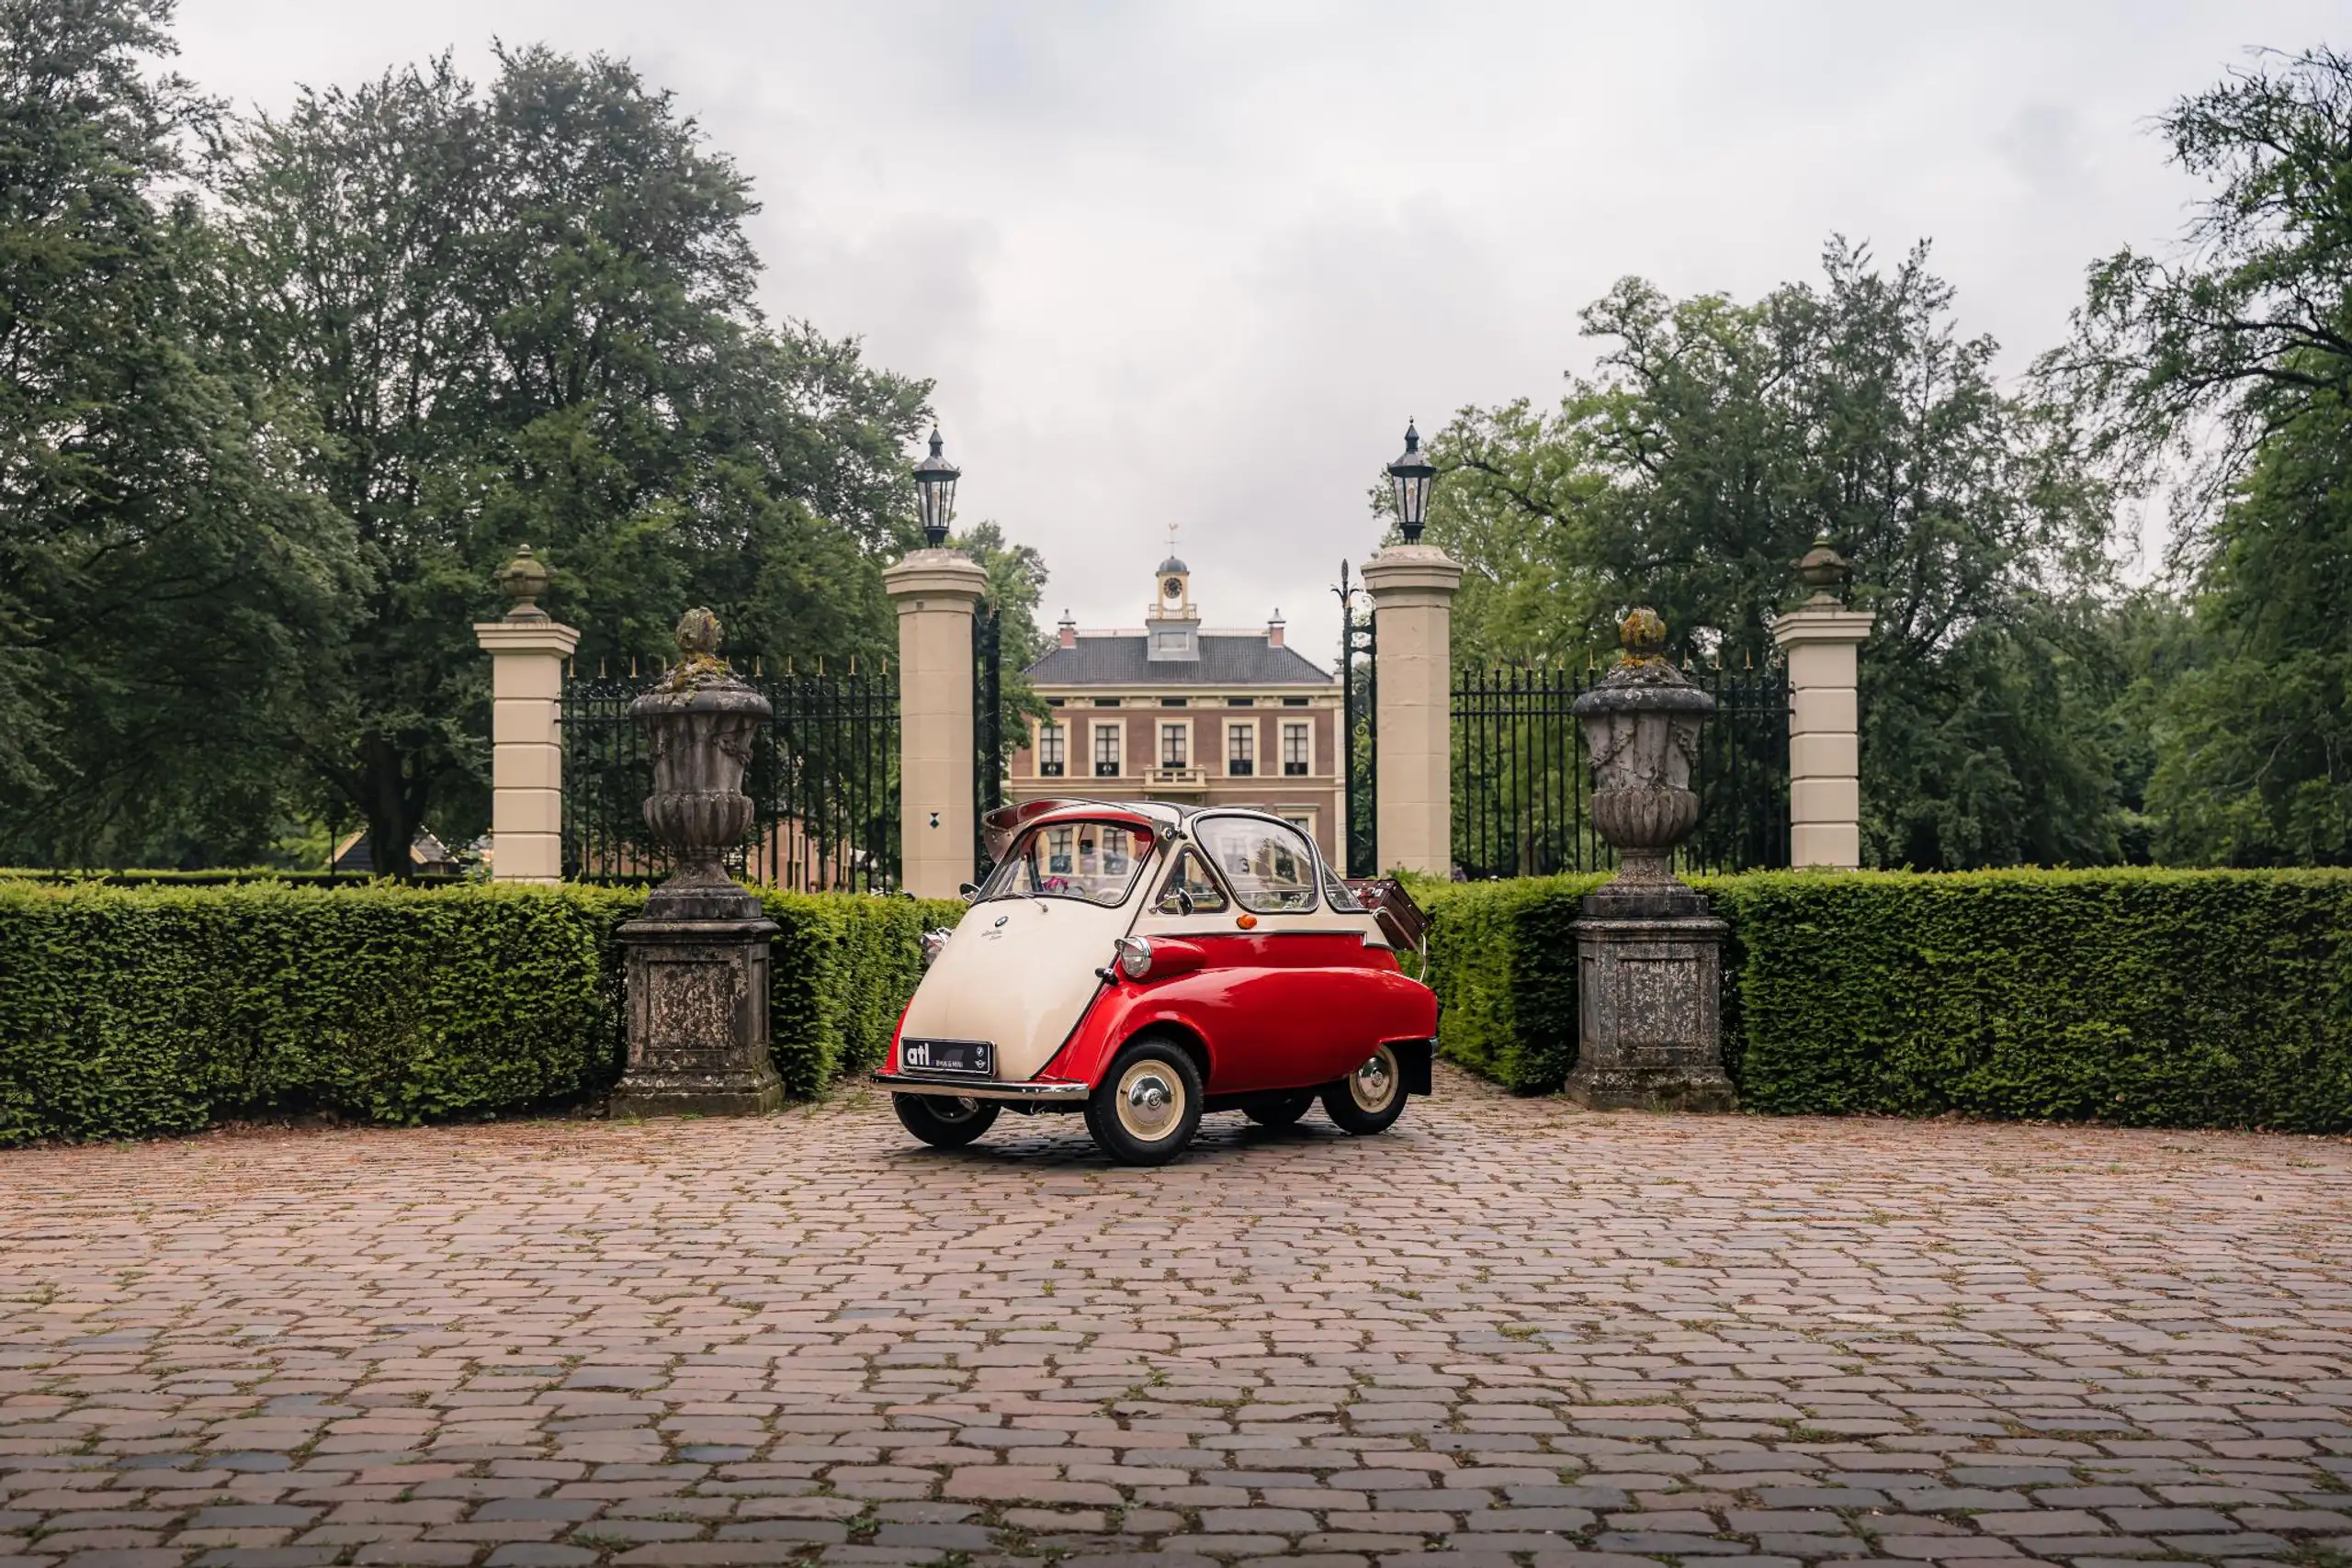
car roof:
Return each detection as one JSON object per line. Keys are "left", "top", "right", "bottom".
{"left": 986, "top": 798, "right": 1304, "bottom": 831}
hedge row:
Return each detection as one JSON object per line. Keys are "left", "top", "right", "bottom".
{"left": 1421, "top": 868, "right": 2352, "bottom": 1131}
{"left": 0, "top": 881, "right": 963, "bottom": 1145}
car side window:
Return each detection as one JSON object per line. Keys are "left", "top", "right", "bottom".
{"left": 1321, "top": 863, "right": 1364, "bottom": 912}
{"left": 1153, "top": 851, "right": 1228, "bottom": 915}
{"left": 1194, "top": 817, "right": 1318, "bottom": 914}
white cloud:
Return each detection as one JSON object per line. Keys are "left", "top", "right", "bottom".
{"left": 173, "top": 0, "right": 2342, "bottom": 660}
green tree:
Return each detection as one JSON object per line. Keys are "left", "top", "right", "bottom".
{"left": 219, "top": 46, "right": 932, "bottom": 874}
{"left": 2049, "top": 46, "right": 2352, "bottom": 864}
{"left": 0, "top": 0, "right": 356, "bottom": 866}
{"left": 1428, "top": 241, "right": 2127, "bottom": 867}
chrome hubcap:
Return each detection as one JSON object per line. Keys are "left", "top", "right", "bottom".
{"left": 1350, "top": 1048, "right": 1398, "bottom": 1112}
{"left": 934, "top": 1097, "right": 981, "bottom": 1122}
{"left": 1116, "top": 1063, "right": 1182, "bottom": 1140}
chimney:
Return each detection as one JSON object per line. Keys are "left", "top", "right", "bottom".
{"left": 1266, "top": 609, "right": 1285, "bottom": 649}
{"left": 1057, "top": 610, "right": 1077, "bottom": 649}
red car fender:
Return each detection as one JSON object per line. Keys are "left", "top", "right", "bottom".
{"left": 1038, "top": 980, "right": 1222, "bottom": 1089}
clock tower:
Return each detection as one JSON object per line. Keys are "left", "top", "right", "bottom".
{"left": 1144, "top": 549, "right": 1200, "bottom": 662}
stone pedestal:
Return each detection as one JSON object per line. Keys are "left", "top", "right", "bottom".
{"left": 614, "top": 910, "right": 783, "bottom": 1118}
{"left": 1362, "top": 544, "right": 1463, "bottom": 876}
{"left": 1566, "top": 882, "right": 1735, "bottom": 1112}
{"left": 608, "top": 607, "right": 782, "bottom": 1117}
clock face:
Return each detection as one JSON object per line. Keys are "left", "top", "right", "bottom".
{"left": 1163, "top": 576, "right": 1183, "bottom": 599}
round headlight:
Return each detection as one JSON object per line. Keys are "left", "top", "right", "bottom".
{"left": 1114, "top": 935, "right": 1153, "bottom": 980}
{"left": 919, "top": 929, "right": 952, "bottom": 968}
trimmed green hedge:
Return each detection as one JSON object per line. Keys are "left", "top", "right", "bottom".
{"left": 0, "top": 881, "right": 964, "bottom": 1145}
{"left": 1424, "top": 868, "right": 2352, "bottom": 1131}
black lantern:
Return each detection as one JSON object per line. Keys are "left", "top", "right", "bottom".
{"left": 913, "top": 427, "right": 960, "bottom": 548}
{"left": 1386, "top": 419, "right": 1436, "bottom": 544}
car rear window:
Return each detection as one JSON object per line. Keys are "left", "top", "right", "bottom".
{"left": 1193, "top": 817, "right": 1318, "bottom": 914}
{"left": 981, "top": 821, "right": 1153, "bottom": 907}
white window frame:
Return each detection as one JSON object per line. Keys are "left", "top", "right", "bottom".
{"left": 1036, "top": 719, "right": 1067, "bottom": 777}
{"left": 1091, "top": 721, "right": 1123, "bottom": 777}
{"left": 1281, "top": 719, "right": 1312, "bottom": 777}
{"left": 1226, "top": 720, "right": 1256, "bottom": 777}
{"left": 1159, "top": 721, "right": 1189, "bottom": 769}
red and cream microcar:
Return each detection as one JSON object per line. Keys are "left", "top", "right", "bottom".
{"left": 875, "top": 800, "right": 1437, "bottom": 1165}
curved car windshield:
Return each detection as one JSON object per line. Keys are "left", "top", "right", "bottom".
{"left": 980, "top": 821, "right": 1153, "bottom": 906}
{"left": 1193, "top": 816, "right": 1319, "bottom": 914}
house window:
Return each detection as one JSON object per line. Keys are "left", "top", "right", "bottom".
{"left": 1282, "top": 695, "right": 1309, "bottom": 706}
{"left": 1227, "top": 722, "right": 1255, "bottom": 777}
{"left": 1227, "top": 697, "right": 1253, "bottom": 706}
{"left": 1159, "top": 697, "right": 1187, "bottom": 707}
{"left": 1283, "top": 721, "right": 1309, "bottom": 776}
{"left": 1046, "top": 828, "right": 1074, "bottom": 875}
{"left": 1038, "top": 722, "right": 1066, "bottom": 777}
{"left": 1160, "top": 722, "right": 1189, "bottom": 769}
{"left": 1093, "top": 724, "right": 1121, "bottom": 776}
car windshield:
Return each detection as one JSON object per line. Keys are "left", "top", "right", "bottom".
{"left": 1193, "top": 816, "right": 1319, "bottom": 914}
{"left": 979, "top": 820, "right": 1154, "bottom": 906}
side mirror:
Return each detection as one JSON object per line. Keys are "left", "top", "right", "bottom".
{"left": 956, "top": 882, "right": 979, "bottom": 903}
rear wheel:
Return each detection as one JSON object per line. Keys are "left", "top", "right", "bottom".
{"left": 1085, "top": 1037, "right": 1204, "bottom": 1166}
{"left": 893, "top": 1093, "right": 1001, "bottom": 1149}
{"left": 1320, "top": 1043, "right": 1408, "bottom": 1135}
{"left": 1244, "top": 1091, "right": 1316, "bottom": 1129}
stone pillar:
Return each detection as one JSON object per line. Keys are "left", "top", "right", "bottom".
{"left": 472, "top": 547, "right": 580, "bottom": 885}
{"left": 884, "top": 548, "right": 989, "bottom": 897}
{"left": 1770, "top": 543, "right": 1873, "bottom": 870}
{"left": 1361, "top": 544, "right": 1463, "bottom": 877}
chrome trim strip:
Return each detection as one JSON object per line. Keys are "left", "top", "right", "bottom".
{"left": 873, "top": 1072, "right": 1091, "bottom": 1102}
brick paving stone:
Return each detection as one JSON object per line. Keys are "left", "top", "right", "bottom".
{"left": 4, "top": 1065, "right": 2348, "bottom": 1565}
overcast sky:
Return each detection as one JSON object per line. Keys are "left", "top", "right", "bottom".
{"left": 175, "top": 0, "right": 2338, "bottom": 666}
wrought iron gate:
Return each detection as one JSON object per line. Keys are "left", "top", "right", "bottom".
{"left": 560, "top": 658, "right": 900, "bottom": 891}
{"left": 1450, "top": 660, "right": 1790, "bottom": 879}
{"left": 1335, "top": 561, "right": 1376, "bottom": 876}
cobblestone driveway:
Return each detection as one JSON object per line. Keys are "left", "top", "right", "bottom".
{"left": 3, "top": 1067, "right": 2347, "bottom": 1568}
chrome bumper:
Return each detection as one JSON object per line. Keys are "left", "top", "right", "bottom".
{"left": 873, "top": 1072, "right": 1091, "bottom": 1103}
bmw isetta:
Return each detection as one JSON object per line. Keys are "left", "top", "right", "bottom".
{"left": 874, "top": 800, "right": 1438, "bottom": 1165}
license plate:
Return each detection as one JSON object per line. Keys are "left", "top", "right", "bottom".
{"left": 900, "top": 1038, "right": 993, "bottom": 1076}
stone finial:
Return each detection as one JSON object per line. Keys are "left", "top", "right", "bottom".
{"left": 1618, "top": 605, "right": 1668, "bottom": 662}
{"left": 1797, "top": 536, "right": 1852, "bottom": 604}
{"left": 496, "top": 545, "right": 551, "bottom": 621}
{"left": 658, "top": 607, "right": 740, "bottom": 694}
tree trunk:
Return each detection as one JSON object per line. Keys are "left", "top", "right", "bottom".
{"left": 361, "top": 734, "right": 421, "bottom": 882}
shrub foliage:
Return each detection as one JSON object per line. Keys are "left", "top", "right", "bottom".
{"left": 1425, "top": 868, "right": 2352, "bottom": 1130}
{"left": 0, "top": 881, "right": 962, "bottom": 1145}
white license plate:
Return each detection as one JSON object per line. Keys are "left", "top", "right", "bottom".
{"left": 901, "top": 1039, "right": 993, "bottom": 1076}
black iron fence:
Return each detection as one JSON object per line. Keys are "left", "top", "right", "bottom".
{"left": 561, "top": 660, "right": 900, "bottom": 892}
{"left": 1452, "top": 660, "right": 1791, "bottom": 880}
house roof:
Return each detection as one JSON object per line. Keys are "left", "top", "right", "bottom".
{"left": 1027, "top": 633, "right": 1333, "bottom": 687}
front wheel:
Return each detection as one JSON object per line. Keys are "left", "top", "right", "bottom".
{"left": 1320, "top": 1043, "right": 1408, "bottom": 1135}
{"left": 1085, "top": 1037, "right": 1204, "bottom": 1166}
{"left": 893, "top": 1093, "right": 1000, "bottom": 1149}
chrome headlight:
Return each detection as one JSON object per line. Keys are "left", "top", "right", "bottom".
{"left": 1114, "top": 935, "right": 1153, "bottom": 980}
{"left": 919, "top": 929, "right": 952, "bottom": 969}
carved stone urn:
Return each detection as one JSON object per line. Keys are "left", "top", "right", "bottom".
{"left": 611, "top": 609, "right": 784, "bottom": 1117}
{"left": 631, "top": 607, "right": 772, "bottom": 923}
{"left": 1561, "top": 607, "right": 1736, "bottom": 1112}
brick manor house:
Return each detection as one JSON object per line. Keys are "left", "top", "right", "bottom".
{"left": 1005, "top": 553, "right": 1348, "bottom": 867}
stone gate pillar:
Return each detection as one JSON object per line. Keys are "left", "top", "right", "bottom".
{"left": 884, "top": 548, "right": 989, "bottom": 897}
{"left": 473, "top": 547, "right": 580, "bottom": 885}
{"left": 1362, "top": 544, "right": 1464, "bottom": 877}
{"left": 1770, "top": 540, "right": 1873, "bottom": 870}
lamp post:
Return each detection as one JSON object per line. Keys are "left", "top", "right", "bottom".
{"left": 913, "top": 427, "right": 960, "bottom": 548}
{"left": 1385, "top": 420, "right": 1436, "bottom": 543}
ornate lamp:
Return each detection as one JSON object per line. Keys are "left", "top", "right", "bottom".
{"left": 912, "top": 427, "right": 960, "bottom": 548}
{"left": 1385, "top": 420, "right": 1436, "bottom": 544}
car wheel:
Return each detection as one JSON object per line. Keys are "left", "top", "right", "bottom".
{"left": 1320, "top": 1043, "right": 1408, "bottom": 1135}
{"left": 1084, "top": 1037, "right": 1204, "bottom": 1166}
{"left": 1243, "top": 1091, "right": 1316, "bottom": 1129}
{"left": 893, "top": 1093, "right": 1001, "bottom": 1149}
